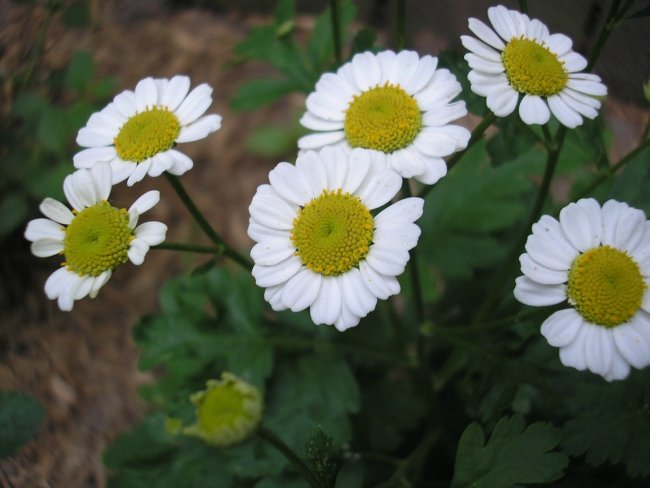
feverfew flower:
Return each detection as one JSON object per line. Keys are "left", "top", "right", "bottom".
{"left": 182, "top": 373, "right": 263, "bottom": 448}
{"left": 249, "top": 147, "right": 424, "bottom": 331}
{"left": 514, "top": 199, "right": 650, "bottom": 381}
{"left": 298, "top": 50, "right": 470, "bottom": 185}
{"left": 25, "top": 163, "right": 167, "bottom": 311}
{"left": 74, "top": 75, "right": 222, "bottom": 186}
{"left": 461, "top": 5, "right": 607, "bottom": 128}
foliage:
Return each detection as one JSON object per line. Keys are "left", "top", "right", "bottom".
{"left": 0, "top": 390, "right": 45, "bottom": 458}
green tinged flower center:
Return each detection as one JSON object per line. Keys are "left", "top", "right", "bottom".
{"left": 567, "top": 245, "right": 646, "bottom": 327}
{"left": 344, "top": 83, "right": 422, "bottom": 153}
{"left": 114, "top": 107, "right": 180, "bottom": 163}
{"left": 63, "top": 201, "right": 132, "bottom": 277}
{"left": 291, "top": 189, "right": 374, "bottom": 276}
{"left": 502, "top": 37, "right": 568, "bottom": 96}
{"left": 196, "top": 384, "right": 246, "bottom": 434}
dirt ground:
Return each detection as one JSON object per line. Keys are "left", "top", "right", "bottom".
{"left": 0, "top": 1, "right": 648, "bottom": 487}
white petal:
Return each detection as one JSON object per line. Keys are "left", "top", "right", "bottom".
{"left": 129, "top": 190, "right": 160, "bottom": 216}
{"left": 560, "top": 201, "right": 597, "bottom": 252}
{"left": 134, "top": 77, "right": 159, "bottom": 111}
{"left": 513, "top": 276, "right": 566, "bottom": 306}
{"left": 161, "top": 75, "right": 191, "bottom": 111}
{"left": 264, "top": 284, "right": 287, "bottom": 311}
{"left": 461, "top": 35, "right": 502, "bottom": 62}
{"left": 304, "top": 92, "right": 346, "bottom": 122}
{"left": 603, "top": 348, "right": 631, "bottom": 381}
{"left": 487, "top": 5, "right": 518, "bottom": 41}
{"left": 73, "top": 276, "right": 94, "bottom": 300}
{"left": 465, "top": 53, "right": 505, "bottom": 74}
{"left": 541, "top": 309, "right": 583, "bottom": 347}
{"left": 298, "top": 132, "right": 346, "bottom": 150}
{"left": 126, "top": 159, "right": 152, "bottom": 186}
{"left": 112, "top": 91, "right": 137, "bottom": 118}
{"left": 600, "top": 199, "right": 629, "bottom": 246}
{"left": 415, "top": 156, "right": 447, "bottom": 185}
{"left": 355, "top": 164, "right": 401, "bottom": 210}
{"left": 110, "top": 159, "right": 135, "bottom": 184}
{"left": 388, "top": 148, "right": 425, "bottom": 179}
{"left": 567, "top": 76, "right": 607, "bottom": 97}
{"left": 422, "top": 100, "right": 468, "bottom": 127}
{"left": 31, "top": 239, "right": 64, "bottom": 257}
{"left": 252, "top": 255, "right": 302, "bottom": 288}
{"left": 559, "top": 92, "right": 599, "bottom": 120}
{"left": 342, "top": 149, "right": 372, "bottom": 195}
{"left": 89, "top": 161, "right": 113, "bottom": 202}
{"left": 65, "top": 169, "right": 98, "bottom": 209}
{"left": 167, "top": 149, "right": 194, "bottom": 175}
{"left": 486, "top": 85, "right": 519, "bottom": 117}
{"left": 544, "top": 33, "right": 573, "bottom": 56}
{"left": 269, "top": 162, "right": 314, "bottom": 206}
{"left": 249, "top": 190, "right": 296, "bottom": 231}
{"left": 519, "top": 95, "right": 550, "bottom": 125}
{"left": 39, "top": 198, "right": 73, "bottom": 225}
{"left": 468, "top": 17, "right": 505, "bottom": 50}
{"left": 296, "top": 151, "right": 329, "bottom": 196}
{"left": 250, "top": 237, "right": 295, "bottom": 266}
{"left": 148, "top": 152, "right": 174, "bottom": 177}
{"left": 584, "top": 325, "right": 613, "bottom": 377}
{"left": 387, "top": 50, "right": 421, "bottom": 88}
{"left": 560, "top": 52, "right": 588, "bottom": 73}
{"left": 134, "top": 221, "right": 168, "bottom": 246}
{"left": 340, "top": 268, "right": 377, "bottom": 318}
{"left": 89, "top": 270, "right": 112, "bottom": 298}
{"left": 558, "top": 324, "right": 589, "bottom": 370}
{"left": 248, "top": 217, "right": 289, "bottom": 242}
{"left": 309, "top": 276, "right": 342, "bottom": 325}
{"left": 25, "top": 218, "right": 64, "bottom": 242}
{"left": 73, "top": 146, "right": 117, "bottom": 169}
{"left": 402, "top": 55, "right": 438, "bottom": 95}
{"left": 613, "top": 321, "right": 650, "bottom": 369}
{"left": 176, "top": 114, "right": 222, "bottom": 143}
{"left": 300, "top": 111, "right": 344, "bottom": 131}
{"left": 175, "top": 84, "right": 214, "bottom": 125}
{"left": 373, "top": 223, "right": 421, "bottom": 251}
{"left": 519, "top": 253, "right": 568, "bottom": 285}
{"left": 351, "top": 51, "right": 381, "bottom": 92}
{"left": 128, "top": 239, "right": 149, "bottom": 265}
{"left": 365, "top": 245, "right": 410, "bottom": 277}
{"left": 375, "top": 197, "right": 424, "bottom": 227}
{"left": 281, "top": 269, "right": 322, "bottom": 312}
{"left": 359, "top": 261, "right": 400, "bottom": 300}
{"left": 76, "top": 127, "right": 113, "bottom": 148}
{"left": 613, "top": 206, "right": 646, "bottom": 252}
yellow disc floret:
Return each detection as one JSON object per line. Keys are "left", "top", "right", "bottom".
{"left": 182, "top": 373, "right": 263, "bottom": 448}
{"left": 567, "top": 245, "right": 646, "bottom": 327}
{"left": 291, "top": 189, "right": 374, "bottom": 276}
{"left": 114, "top": 107, "right": 180, "bottom": 163}
{"left": 63, "top": 201, "right": 132, "bottom": 276}
{"left": 344, "top": 83, "right": 422, "bottom": 153}
{"left": 502, "top": 37, "right": 568, "bottom": 97}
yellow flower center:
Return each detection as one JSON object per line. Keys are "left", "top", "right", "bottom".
{"left": 567, "top": 245, "right": 646, "bottom": 327}
{"left": 502, "top": 37, "right": 568, "bottom": 97}
{"left": 185, "top": 373, "right": 263, "bottom": 447}
{"left": 114, "top": 107, "right": 180, "bottom": 163}
{"left": 291, "top": 189, "right": 374, "bottom": 276}
{"left": 63, "top": 201, "right": 132, "bottom": 276}
{"left": 344, "top": 83, "right": 422, "bottom": 153}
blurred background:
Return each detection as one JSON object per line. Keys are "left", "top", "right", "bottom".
{"left": 1, "top": 0, "right": 648, "bottom": 485}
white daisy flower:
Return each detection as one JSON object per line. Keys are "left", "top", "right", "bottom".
{"left": 461, "top": 5, "right": 607, "bottom": 128}
{"left": 248, "top": 147, "right": 424, "bottom": 331}
{"left": 297, "top": 50, "right": 470, "bottom": 185}
{"left": 73, "top": 75, "right": 222, "bottom": 186}
{"left": 514, "top": 198, "right": 650, "bottom": 381}
{"left": 25, "top": 163, "right": 168, "bottom": 311}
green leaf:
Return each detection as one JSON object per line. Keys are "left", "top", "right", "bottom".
{"left": 0, "top": 390, "right": 45, "bottom": 458}
{"left": 247, "top": 123, "right": 303, "bottom": 159}
{"left": 231, "top": 78, "right": 303, "bottom": 111}
{"left": 608, "top": 143, "right": 650, "bottom": 214}
{"left": 452, "top": 415, "right": 568, "bottom": 488}
{"left": 0, "top": 192, "right": 29, "bottom": 237}
{"left": 350, "top": 27, "right": 377, "bottom": 55}
{"left": 64, "top": 51, "right": 95, "bottom": 94}
{"left": 305, "top": 427, "right": 343, "bottom": 487}
{"left": 561, "top": 374, "right": 650, "bottom": 478}
{"left": 420, "top": 141, "right": 543, "bottom": 278}
{"left": 306, "top": 0, "right": 357, "bottom": 72}
{"left": 37, "top": 107, "right": 70, "bottom": 154}
{"left": 61, "top": 0, "right": 90, "bottom": 28}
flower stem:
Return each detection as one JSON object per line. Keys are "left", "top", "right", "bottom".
{"left": 518, "top": 0, "right": 529, "bottom": 14}
{"left": 586, "top": 0, "right": 622, "bottom": 71}
{"left": 153, "top": 241, "right": 223, "bottom": 254}
{"left": 418, "top": 111, "right": 496, "bottom": 200}
{"left": 257, "top": 426, "right": 323, "bottom": 488}
{"left": 472, "top": 126, "right": 568, "bottom": 323}
{"left": 330, "top": 0, "right": 342, "bottom": 65}
{"left": 401, "top": 181, "right": 425, "bottom": 324}
{"left": 164, "top": 173, "right": 253, "bottom": 271}
{"left": 396, "top": 0, "right": 406, "bottom": 50}
{"left": 577, "top": 136, "right": 650, "bottom": 198}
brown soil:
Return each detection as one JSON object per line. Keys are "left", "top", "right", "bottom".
{"left": 0, "top": 1, "right": 648, "bottom": 487}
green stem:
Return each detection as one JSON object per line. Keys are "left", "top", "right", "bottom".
{"left": 518, "top": 0, "right": 529, "bottom": 14}
{"left": 577, "top": 136, "right": 650, "bottom": 198}
{"left": 472, "top": 126, "right": 568, "bottom": 323}
{"left": 330, "top": 0, "right": 342, "bottom": 65}
{"left": 396, "top": 0, "right": 406, "bottom": 50}
{"left": 586, "top": 0, "right": 622, "bottom": 71}
{"left": 402, "top": 181, "right": 425, "bottom": 324}
{"left": 257, "top": 426, "right": 323, "bottom": 488}
{"left": 153, "top": 241, "right": 223, "bottom": 254}
{"left": 418, "top": 111, "right": 495, "bottom": 200}
{"left": 164, "top": 173, "right": 252, "bottom": 271}
{"left": 641, "top": 113, "right": 650, "bottom": 142}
